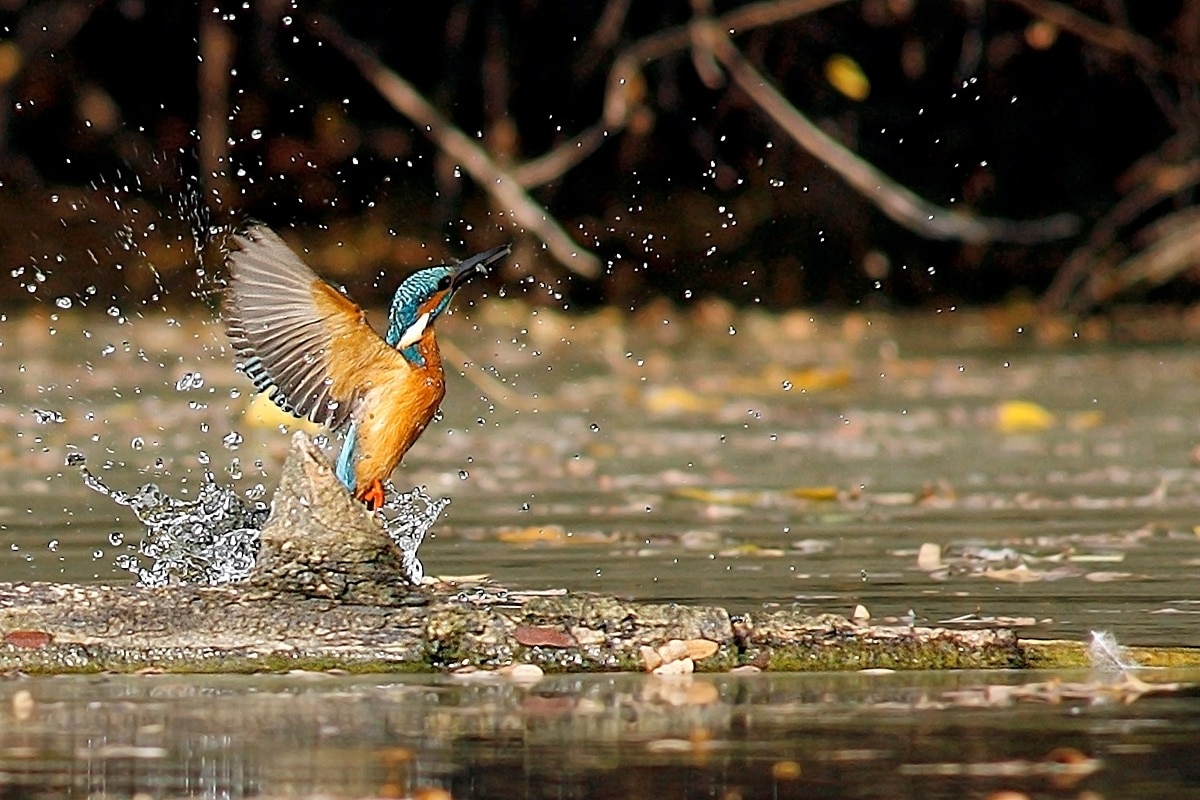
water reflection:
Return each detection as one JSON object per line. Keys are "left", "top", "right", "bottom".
{"left": 1, "top": 670, "right": 1198, "bottom": 799}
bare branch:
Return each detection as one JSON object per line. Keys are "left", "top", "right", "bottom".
{"left": 306, "top": 15, "right": 602, "bottom": 278}
{"left": 522, "top": 0, "right": 851, "bottom": 189}
{"left": 1000, "top": 0, "right": 1166, "bottom": 72}
{"left": 509, "top": 123, "right": 611, "bottom": 188}
{"left": 696, "top": 21, "right": 1080, "bottom": 244}
{"left": 198, "top": 12, "right": 235, "bottom": 211}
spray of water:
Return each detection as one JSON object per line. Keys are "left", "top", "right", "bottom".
{"left": 68, "top": 452, "right": 267, "bottom": 587}
{"left": 69, "top": 451, "right": 447, "bottom": 587}
{"left": 376, "top": 481, "right": 450, "bottom": 584}
{"left": 1087, "top": 630, "right": 1138, "bottom": 676}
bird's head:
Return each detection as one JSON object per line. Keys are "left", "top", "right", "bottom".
{"left": 386, "top": 244, "right": 510, "bottom": 360}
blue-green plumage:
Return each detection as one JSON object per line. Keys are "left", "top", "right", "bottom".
{"left": 331, "top": 244, "right": 511, "bottom": 496}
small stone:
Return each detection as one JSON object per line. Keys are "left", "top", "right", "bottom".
{"left": 507, "top": 663, "right": 544, "bottom": 684}
{"left": 852, "top": 604, "right": 870, "bottom": 622}
{"left": 11, "top": 689, "right": 34, "bottom": 721}
{"left": 513, "top": 625, "right": 576, "bottom": 648}
{"left": 684, "top": 638, "right": 719, "bottom": 661}
{"left": 652, "top": 656, "right": 694, "bottom": 675}
{"left": 657, "top": 638, "right": 689, "bottom": 663}
{"left": 640, "top": 645, "right": 663, "bottom": 671}
{"left": 3, "top": 630, "right": 52, "bottom": 648}
{"left": 917, "top": 542, "right": 942, "bottom": 571}
{"left": 729, "top": 664, "right": 761, "bottom": 674}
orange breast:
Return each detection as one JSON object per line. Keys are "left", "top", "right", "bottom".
{"left": 351, "top": 329, "right": 446, "bottom": 489}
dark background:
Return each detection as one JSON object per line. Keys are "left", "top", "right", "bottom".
{"left": 0, "top": 0, "right": 1194, "bottom": 312}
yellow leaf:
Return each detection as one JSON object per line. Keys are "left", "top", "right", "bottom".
{"left": 824, "top": 54, "right": 870, "bottom": 101}
{"left": 760, "top": 364, "right": 852, "bottom": 394}
{"left": 671, "top": 487, "right": 763, "bottom": 506}
{"left": 642, "top": 385, "right": 721, "bottom": 415}
{"left": 244, "top": 391, "right": 323, "bottom": 433}
{"left": 496, "top": 525, "right": 567, "bottom": 545}
{"left": 995, "top": 400, "right": 1055, "bottom": 432}
{"left": 718, "top": 544, "right": 785, "bottom": 557}
{"left": 789, "top": 485, "right": 840, "bottom": 501}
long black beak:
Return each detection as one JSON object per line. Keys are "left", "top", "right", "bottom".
{"left": 452, "top": 244, "right": 511, "bottom": 290}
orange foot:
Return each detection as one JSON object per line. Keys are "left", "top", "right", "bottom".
{"left": 355, "top": 479, "right": 385, "bottom": 511}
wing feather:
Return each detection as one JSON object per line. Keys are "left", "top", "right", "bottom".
{"left": 223, "top": 224, "right": 397, "bottom": 429}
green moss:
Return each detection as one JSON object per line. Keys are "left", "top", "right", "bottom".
{"left": 761, "top": 638, "right": 1025, "bottom": 672}
{"left": 1021, "top": 640, "right": 1200, "bottom": 670}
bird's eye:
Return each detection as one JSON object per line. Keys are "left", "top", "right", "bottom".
{"left": 437, "top": 275, "right": 452, "bottom": 291}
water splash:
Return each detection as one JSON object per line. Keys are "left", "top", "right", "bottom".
{"left": 377, "top": 481, "right": 450, "bottom": 584}
{"left": 1087, "top": 630, "right": 1138, "bottom": 676}
{"left": 69, "top": 453, "right": 446, "bottom": 587}
{"left": 69, "top": 453, "right": 267, "bottom": 587}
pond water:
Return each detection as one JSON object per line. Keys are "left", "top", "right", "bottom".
{"left": 3, "top": 304, "right": 1200, "bottom": 646}
{"left": 3, "top": 303, "right": 1200, "bottom": 796}
{"left": 3, "top": 669, "right": 1200, "bottom": 799}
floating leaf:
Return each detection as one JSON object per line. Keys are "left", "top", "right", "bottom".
{"left": 824, "top": 54, "right": 870, "bottom": 101}
{"left": 1084, "top": 571, "right": 1135, "bottom": 582}
{"left": 764, "top": 364, "right": 852, "bottom": 393}
{"left": 671, "top": 487, "right": 764, "bottom": 506}
{"left": 496, "top": 525, "right": 568, "bottom": 545}
{"left": 916, "top": 542, "right": 943, "bottom": 571}
{"left": 995, "top": 400, "right": 1055, "bottom": 432}
{"left": 718, "top": 543, "right": 785, "bottom": 557}
{"left": 789, "top": 485, "right": 840, "bottom": 501}
{"left": 642, "top": 385, "right": 720, "bottom": 415}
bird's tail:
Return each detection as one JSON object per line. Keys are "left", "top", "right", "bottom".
{"left": 335, "top": 422, "right": 358, "bottom": 490}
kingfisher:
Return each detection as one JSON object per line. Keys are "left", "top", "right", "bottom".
{"left": 224, "top": 224, "right": 509, "bottom": 510}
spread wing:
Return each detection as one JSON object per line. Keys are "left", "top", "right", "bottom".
{"left": 223, "top": 224, "right": 406, "bottom": 430}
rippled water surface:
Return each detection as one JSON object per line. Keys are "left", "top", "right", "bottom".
{"left": 4, "top": 306, "right": 1200, "bottom": 796}
{"left": 4, "top": 307, "right": 1200, "bottom": 646}
{"left": 3, "top": 670, "right": 1200, "bottom": 799}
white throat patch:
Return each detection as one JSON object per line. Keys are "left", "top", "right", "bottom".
{"left": 396, "top": 312, "right": 431, "bottom": 350}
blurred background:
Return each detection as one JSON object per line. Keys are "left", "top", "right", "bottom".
{"left": 0, "top": 0, "right": 1195, "bottom": 313}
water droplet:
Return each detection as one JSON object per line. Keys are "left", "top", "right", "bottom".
{"left": 108, "top": 531, "right": 124, "bottom": 546}
{"left": 47, "top": 539, "right": 59, "bottom": 552}
{"left": 131, "top": 436, "right": 145, "bottom": 450}
{"left": 175, "top": 372, "right": 205, "bottom": 391}
{"left": 781, "top": 380, "right": 793, "bottom": 391}
{"left": 32, "top": 408, "right": 64, "bottom": 425}
{"left": 55, "top": 296, "right": 72, "bottom": 309}
{"left": 589, "top": 423, "right": 600, "bottom": 432}
{"left": 222, "top": 431, "right": 243, "bottom": 449}
{"left": 92, "top": 549, "right": 104, "bottom": 560}
{"left": 728, "top": 325, "right": 737, "bottom": 335}
{"left": 458, "top": 469, "right": 469, "bottom": 480}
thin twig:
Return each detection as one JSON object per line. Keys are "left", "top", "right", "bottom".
{"left": 198, "top": 11, "right": 235, "bottom": 211}
{"left": 696, "top": 21, "right": 1080, "bottom": 244}
{"left": 1000, "top": 0, "right": 1165, "bottom": 72}
{"left": 511, "top": 0, "right": 850, "bottom": 189}
{"left": 1041, "top": 157, "right": 1200, "bottom": 311}
{"left": 307, "top": 14, "right": 602, "bottom": 279}
{"left": 509, "top": 123, "right": 611, "bottom": 188}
